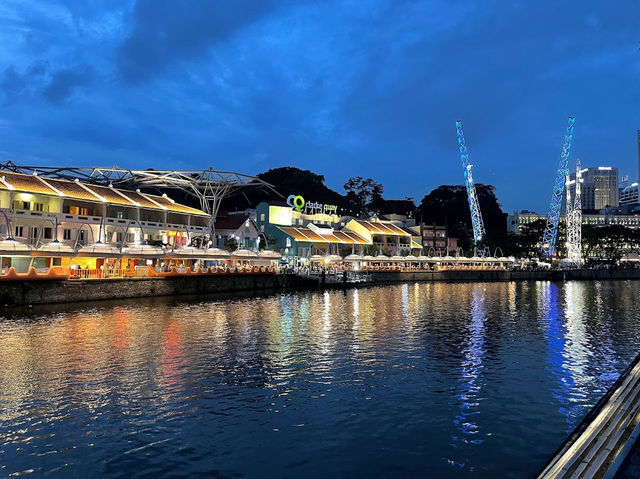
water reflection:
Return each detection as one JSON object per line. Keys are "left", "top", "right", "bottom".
{"left": 453, "top": 287, "right": 487, "bottom": 454}
{"left": 1, "top": 282, "right": 640, "bottom": 478}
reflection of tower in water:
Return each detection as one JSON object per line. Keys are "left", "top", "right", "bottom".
{"left": 540, "top": 282, "right": 601, "bottom": 429}
{"left": 452, "top": 287, "right": 487, "bottom": 447}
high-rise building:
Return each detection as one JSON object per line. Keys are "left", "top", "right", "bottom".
{"left": 620, "top": 183, "right": 639, "bottom": 206}
{"left": 569, "top": 166, "right": 619, "bottom": 211}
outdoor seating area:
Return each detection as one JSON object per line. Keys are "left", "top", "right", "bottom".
{"left": 0, "top": 241, "right": 282, "bottom": 281}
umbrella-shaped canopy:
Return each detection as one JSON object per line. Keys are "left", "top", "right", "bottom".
{"left": 231, "top": 249, "right": 258, "bottom": 259}
{"left": 37, "top": 241, "right": 76, "bottom": 256}
{"left": 442, "top": 255, "right": 456, "bottom": 261}
{"left": 343, "top": 254, "right": 364, "bottom": 262}
{"left": 258, "top": 250, "right": 281, "bottom": 259}
{"left": 310, "top": 254, "right": 325, "bottom": 262}
{"left": 77, "top": 242, "right": 122, "bottom": 257}
{"left": 362, "top": 255, "right": 376, "bottom": 262}
{"left": 170, "top": 245, "right": 207, "bottom": 257}
{"left": 122, "top": 244, "right": 165, "bottom": 257}
{"left": 203, "top": 248, "right": 230, "bottom": 259}
{"left": 327, "top": 254, "right": 342, "bottom": 262}
{"left": 390, "top": 255, "right": 406, "bottom": 261}
{"left": 0, "top": 239, "right": 33, "bottom": 256}
{"left": 415, "top": 255, "right": 429, "bottom": 261}
{"left": 375, "top": 252, "right": 389, "bottom": 259}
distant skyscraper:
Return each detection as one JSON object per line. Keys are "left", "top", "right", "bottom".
{"left": 569, "top": 166, "right": 619, "bottom": 211}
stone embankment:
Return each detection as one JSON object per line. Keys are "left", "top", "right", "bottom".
{"left": 2, "top": 268, "right": 640, "bottom": 307}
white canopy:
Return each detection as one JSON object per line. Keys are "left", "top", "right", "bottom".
{"left": 258, "top": 250, "right": 281, "bottom": 259}
{"left": 37, "top": 241, "right": 76, "bottom": 256}
{"left": 77, "top": 242, "right": 122, "bottom": 257}
{"left": 122, "top": 244, "right": 165, "bottom": 257}
{"left": 0, "top": 239, "right": 33, "bottom": 256}
{"left": 231, "top": 249, "right": 258, "bottom": 259}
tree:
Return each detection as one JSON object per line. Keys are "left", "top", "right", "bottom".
{"left": 417, "top": 184, "right": 507, "bottom": 253}
{"left": 343, "top": 177, "right": 384, "bottom": 216}
{"left": 582, "top": 225, "right": 640, "bottom": 263}
{"left": 223, "top": 237, "right": 239, "bottom": 252}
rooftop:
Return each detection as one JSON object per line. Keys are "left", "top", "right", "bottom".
{"left": 0, "top": 170, "right": 208, "bottom": 216}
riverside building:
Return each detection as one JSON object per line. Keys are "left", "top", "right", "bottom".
{"left": 0, "top": 168, "right": 261, "bottom": 277}
{"left": 0, "top": 170, "right": 211, "bottom": 248}
{"left": 256, "top": 200, "right": 422, "bottom": 261}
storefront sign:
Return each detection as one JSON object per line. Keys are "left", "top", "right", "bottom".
{"left": 287, "top": 195, "right": 337, "bottom": 215}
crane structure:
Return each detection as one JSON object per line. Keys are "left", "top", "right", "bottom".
{"left": 541, "top": 117, "right": 575, "bottom": 258}
{"left": 456, "top": 120, "right": 486, "bottom": 243}
{"left": 565, "top": 158, "right": 583, "bottom": 265}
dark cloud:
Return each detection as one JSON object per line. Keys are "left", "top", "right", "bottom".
{"left": 116, "top": 0, "right": 280, "bottom": 83}
{"left": 0, "top": 67, "right": 26, "bottom": 103}
{"left": 1, "top": 0, "right": 638, "bottom": 212}
{"left": 42, "top": 66, "right": 93, "bottom": 104}
{"left": 0, "top": 61, "right": 50, "bottom": 105}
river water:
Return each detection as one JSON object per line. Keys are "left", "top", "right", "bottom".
{"left": 1, "top": 281, "right": 640, "bottom": 478}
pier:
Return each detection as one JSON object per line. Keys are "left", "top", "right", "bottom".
{"left": 538, "top": 353, "right": 640, "bottom": 479}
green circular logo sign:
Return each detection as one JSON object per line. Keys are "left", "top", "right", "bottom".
{"left": 287, "top": 194, "right": 305, "bottom": 212}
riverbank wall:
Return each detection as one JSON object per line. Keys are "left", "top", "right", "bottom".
{"left": 0, "top": 273, "right": 300, "bottom": 307}
{"left": 2, "top": 269, "right": 640, "bottom": 307}
{"left": 371, "top": 268, "right": 640, "bottom": 283}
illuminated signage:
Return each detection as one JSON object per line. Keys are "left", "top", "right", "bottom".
{"left": 287, "top": 195, "right": 305, "bottom": 212}
{"left": 287, "top": 194, "right": 337, "bottom": 215}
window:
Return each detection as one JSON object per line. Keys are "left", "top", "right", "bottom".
{"left": 116, "top": 211, "right": 124, "bottom": 219}
{"left": 68, "top": 206, "right": 89, "bottom": 216}
{"left": 14, "top": 226, "right": 23, "bottom": 237}
{"left": 30, "top": 227, "right": 38, "bottom": 239}
{"left": 43, "top": 227, "right": 53, "bottom": 239}
{"left": 260, "top": 213, "right": 265, "bottom": 221}
{"left": 116, "top": 232, "right": 124, "bottom": 243}
{"left": 13, "top": 200, "right": 30, "bottom": 210}
{"left": 78, "top": 230, "right": 86, "bottom": 243}
{"left": 34, "top": 203, "right": 45, "bottom": 212}
{"left": 63, "top": 229, "right": 72, "bottom": 240}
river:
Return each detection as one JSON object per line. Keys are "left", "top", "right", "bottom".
{"left": 2, "top": 281, "right": 640, "bottom": 478}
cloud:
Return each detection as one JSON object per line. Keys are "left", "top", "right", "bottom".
{"left": 116, "top": 0, "right": 280, "bottom": 83}
{"left": 42, "top": 66, "right": 92, "bottom": 104}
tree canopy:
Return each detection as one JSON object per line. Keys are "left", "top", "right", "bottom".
{"left": 416, "top": 184, "right": 507, "bottom": 250}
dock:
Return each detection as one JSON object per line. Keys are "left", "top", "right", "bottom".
{"left": 537, "top": 353, "right": 640, "bottom": 479}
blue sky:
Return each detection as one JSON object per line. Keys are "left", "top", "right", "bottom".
{"left": 0, "top": 0, "right": 638, "bottom": 212}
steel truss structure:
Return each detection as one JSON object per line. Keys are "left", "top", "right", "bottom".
{"left": 0, "top": 162, "right": 278, "bottom": 237}
{"left": 565, "top": 158, "right": 582, "bottom": 265}
{"left": 541, "top": 117, "right": 575, "bottom": 258}
{"left": 456, "top": 120, "right": 486, "bottom": 243}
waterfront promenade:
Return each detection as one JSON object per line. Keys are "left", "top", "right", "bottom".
{"left": 2, "top": 267, "right": 640, "bottom": 306}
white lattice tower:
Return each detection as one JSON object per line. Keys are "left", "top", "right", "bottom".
{"left": 565, "top": 159, "right": 582, "bottom": 265}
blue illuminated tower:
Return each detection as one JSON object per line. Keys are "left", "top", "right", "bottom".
{"left": 456, "top": 120, "right": 486, "bottom": 243}
{"left": 541, "top": 117, "right": 575, "bottom": 258}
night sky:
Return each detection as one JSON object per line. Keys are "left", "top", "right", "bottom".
{"left": 1, "top": 1, "right": 638, "bottom": 212}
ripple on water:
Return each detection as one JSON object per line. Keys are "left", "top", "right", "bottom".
{"left": 1, "top": 281, "right": 639, "bottom": 478}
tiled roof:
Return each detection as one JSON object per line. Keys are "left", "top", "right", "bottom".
{"left": 277, "top": 226, "right": 369, "bottom": 245}
{"left": 355, "top": 220, "right": 410, "bottom": 236}
{"left": 0, "top": 170, "right": 209, "bottom": 216}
